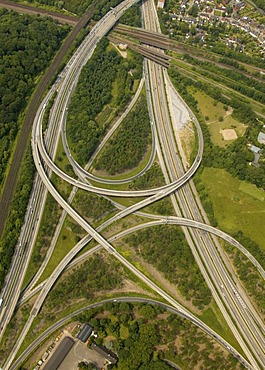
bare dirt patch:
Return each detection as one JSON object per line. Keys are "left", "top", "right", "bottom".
{"left": 109, "top": 278, "right": 156, "bottom": 298}
{"left": 178, "top": 122, "right": 195, "bottom": 166}
{"left": 111, "top": 42, "right": 128, "bottom": 58}
{"left": 221, "top": 128, "right": 238, "bottom": 141}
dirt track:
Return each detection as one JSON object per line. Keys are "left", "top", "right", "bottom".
{"left": 0, "top": 4, "right": 91, "bottom": 237}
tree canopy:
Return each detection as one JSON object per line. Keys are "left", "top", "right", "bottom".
{"left": 0, "top": 9, "right": 69, "bottom": 188}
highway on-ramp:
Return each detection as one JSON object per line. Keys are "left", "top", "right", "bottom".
{"left": 1, "top": 0, "right": 265, "bottom": 369}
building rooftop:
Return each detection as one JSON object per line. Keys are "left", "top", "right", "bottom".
{"left": 157, "top": 0, "right": 165, "bottom": 9}
{"left": 249, "top": 145, "right": 261, "bottom": 154}
{"left": 91, "top": 343, "right": 118, "bottom": 364}
{"left": 77, "top": 323, "right": 93, "bottom": 343}
{"left": 258, "top": 132, "right": 265, "bottom": 144}
{"left": 43, "top": 337, "right": 75, "bottom": 370}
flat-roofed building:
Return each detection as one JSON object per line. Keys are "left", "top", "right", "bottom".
{"left": 77, "top": 323, "right": 94, "bottom": 343}
{"left": 258, "top": 132, "right": 265, "bottom": 145}
{"left": 157, "top": 0, "right": 165, "bottom": 9}
{"left": 250, "top": 145, "right": 261, "bottom": 154}
{"left": 43, "top": 336, "right": 74, "bottom": 370}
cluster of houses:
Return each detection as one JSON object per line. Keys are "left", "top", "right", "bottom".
{"left": 160, "top": 0, "right": 265, "bottom": 50}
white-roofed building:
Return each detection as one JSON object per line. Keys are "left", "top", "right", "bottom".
{"left": 257, "top": 132, "right": 265, "bottom": 145}
{"left": 157, "top": 0, "right": 165, "bottom": 9}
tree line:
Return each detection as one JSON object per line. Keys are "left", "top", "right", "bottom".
{"left": 0, "top": 9, "right": 70, "bottom": 189}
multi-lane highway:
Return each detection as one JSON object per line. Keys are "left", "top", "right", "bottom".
{"left": 142, "top": 0, "right": 265, "bottom": 368}
{"left": 1, "top": 0, "right": 265, "bottom": 369}
{"left": 31, "top": 1, "right": 265, "bottom": 365}
{"left": 1, "top": 0, "right": 142, "bottom": 366}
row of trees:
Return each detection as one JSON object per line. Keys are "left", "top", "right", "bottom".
{"left": 94, "top": 95, "right": 151, "bottom": 175}
{"left": 77, "top": 302, "right": 240, "bottom": 369}
{"left": 126, "top": 225, "right": 212, "bottom": 310}
{"left": 210, "top": 42, "right": 264, "bottom": 68}
{"left": 0, "top": 9, "right": 69, "bottom": 189}
{"left": 182, "top": 54, "right": 265, "bottom": 102}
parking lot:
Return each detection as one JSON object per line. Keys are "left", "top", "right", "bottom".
{"left": 58, "top": 340, "right": 107, "bottom": 370}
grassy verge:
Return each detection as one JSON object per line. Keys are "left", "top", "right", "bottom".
{"left": 199, "top": 167, "right": 265, "bottom": 249}
{"left": 199, "top": 302, "right": 242, "bottom": 354}
{"left": 38, "top": 215, "right": 86, "bottom": 282}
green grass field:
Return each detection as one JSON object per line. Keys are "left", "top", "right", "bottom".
{"left": 200, "top": 167, "right": 265, "bottom": 249}
{"left": 39, "top": 216, "right": 86, "bottom": 282}
{"left": 192, "top": 90, "right": 247, "bottom": 147}
{"left": 199, "top": 302, "right": 242, "bottom": 354}
{"left": 193, "top": 90, "right": 225, "bottom": 121}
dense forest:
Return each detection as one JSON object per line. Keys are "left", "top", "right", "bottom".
{"left": 72, "top": 190, "right": 115, "bottom": 222}
{"left": 119, "top": 3, "right": 141, "bottom": 27}
{"left": 130, "top": 162, "right": 165, "bottom": 190}
{"left": 0, "top": 9, "right": 70, "bottom": 189}
{"left": 126, "top": 225, "right": 212, "bottom": 310}
{"left": 94, "top": 95, "right": 151, "bottom": 175}
{"left": 67, "top": 37, "right": 142, "bottom": 166}
{"left": 77, "top": 302, "right": 241, "bottom": 369}
{"left": 66, "top": 38, "right": 122, "bottom": 165}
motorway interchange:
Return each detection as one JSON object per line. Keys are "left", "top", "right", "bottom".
{"left": 0, "top": 0, "right": 265, "bottom": 369}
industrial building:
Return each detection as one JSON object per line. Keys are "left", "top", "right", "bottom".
{"left": 91, "top": 343, "right": 118, "bottom": 364}
{"left": 77, "top": 323, "right": 94, "bottom": 343}
{"left": 43, "top": 336, "right": 75, "bottom": 370}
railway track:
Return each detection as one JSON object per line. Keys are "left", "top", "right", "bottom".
{"left": 109, "top": 33, "right": 170, "bottom": 67}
